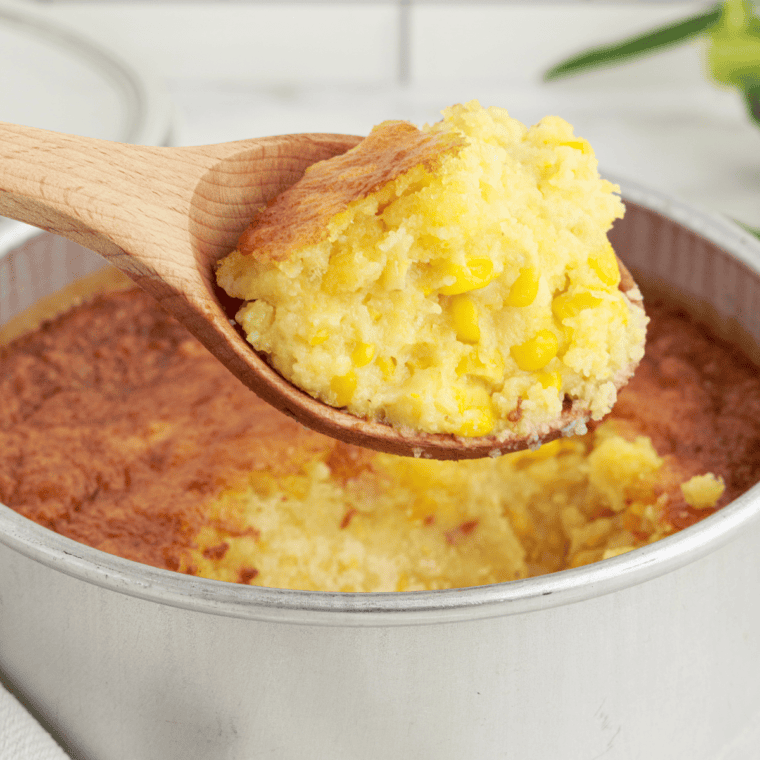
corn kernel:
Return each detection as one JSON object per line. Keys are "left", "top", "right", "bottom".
{"left": 322, "top": 251, "right": 357, "bottom": 294}
{"left": 588, "top": 244, "right": 620, "bottom": 288}
{"left": 610, "top": 297, "right": 630, "bottom": 325}
{"left": 552, "top": 291, "right": 602, "bottom": 322}
{"left": 380, "top": 255, "right": 408, "bottom": 290}
{"left": 449, "top": 295, "right": 480, "bottom": 343}
{"left": 454, "top": 386, "right": 495, "bottom": 437}
{"left": 560, "top": 139, "right": 591, "bottom": 154}
{"left": 467, "top": 257, "right": 494, "bottom": 283}
{"left": 405, "top": 392, "right": 424, "bottom": 426}
{"left": 537, "top": 370, "right": 561, "bottom": 390}
{"left": 506, "top": 266, "right": 540, "bottom": 307}
{"left": 330, "top": 370, "right": 357, "bottom": 407}
{"left": 510, "top": 329, "right": 559, "bottom": 371}
{"left": 437, "top": 257, "right": 496, "bottom": 295}
{"left": 376, "top": 356, "right": 396, "bottom": 379}
{"left": 351, "top": 342, "right": 375, "bottom": 367}
{"left": 309, "top": 329, "right": 329, "bottom": 346}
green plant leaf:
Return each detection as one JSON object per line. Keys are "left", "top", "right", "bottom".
{"left": 734, "top": 218, "right": 760, "bottom": 239}
{"left": 744, "top": 81, "right": 760, "bottom": 126}
{"left": 544, "top": 5, "right": 722, "bottom": 81}
{"left": 706, "top": 0, "right": 760, "bottom": 87}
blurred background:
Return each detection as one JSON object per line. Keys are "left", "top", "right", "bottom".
{"left": 2, "top": 0, "right": 758, "bottom": 229}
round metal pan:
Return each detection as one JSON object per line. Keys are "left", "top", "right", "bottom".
{"left": 1, "top": 179, "right": 759, "bottom": 759}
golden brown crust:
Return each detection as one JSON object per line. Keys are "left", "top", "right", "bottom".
{"left": 0, "top": 289, "right": 337, "bottom": 571}
{"left": 236, "top": 121, "right": 466, "bottom": 261}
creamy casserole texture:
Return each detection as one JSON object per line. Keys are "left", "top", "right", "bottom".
{"left": 216, "top": 102, "right": 647, "bottom": 438}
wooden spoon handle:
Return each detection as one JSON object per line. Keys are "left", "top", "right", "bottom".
{"left": 0, "top": 124, "right": 361, "bottom": 284}
{"left": 0, "top": 122, "right": 210, "bottom": 271}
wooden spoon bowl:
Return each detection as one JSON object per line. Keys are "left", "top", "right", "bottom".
{"left": 0, "top": 123, "right": 642, "bottom": 460}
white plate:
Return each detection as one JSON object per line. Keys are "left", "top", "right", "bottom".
{"left": 0, "top": 0, "right": 173, "bottom": 230}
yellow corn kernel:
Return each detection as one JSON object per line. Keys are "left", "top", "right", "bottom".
{"left": 309, "top": 329, "right": 329, "bottom": 346}
{"left": 380, "top": 255, "right": 409, "bottom": 290}
{"left": 322, "top": 251, "right": 357, "bottom": 294}
{"left": 458, "top": 408, "right": 495, "bottom": 437}
{"left": 467, "top": 257, "right": 494, "bottom": 283}
{"left": 449, "top": 295, "right": 480, "bottom": 343}
{"left": 437, "top": 257, "right": 495, "bottom": 295}
{"left": 560, "top": 138, "right": 591, "bottom": 154}
{"left": 510, "top": 329, "right": 559, "bottom": 371}
{"left": 506, "top": 266, "right": 540, "bottom": 307}
{"left": 552, "top": 291, "right": 603, "bottom": 322}
{"left": 351, "top": 342, "right": 375, "bottom": 367}
{"left": 610, "top": 296, "right": 630, "bottom": 325}
{"left": 454, "top": 386, "right": 495, "bottom": 437}
{"left": 405, "top": 391, "right": 424, "bottom": 426}
{"left": 376, "top": 356, "right": 396, "bottom": 379}
{"left": 537, "top": 370, "right": 561, "bottom": 390}
{"left": 330, "top": 370, "right": 357, "bottom": 407}
{"left": 588, "top": 244, "right": 620, "bottom": 288}
{"left": 455, "top": 349, "right": 504, "bottom": 382}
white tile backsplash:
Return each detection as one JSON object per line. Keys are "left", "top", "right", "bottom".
{"left": 39, "top": 1, "right": 712, "bottom": 86}
{"left": 409, "top": 3, "right": 710, "bottom": 85}
{"left": 42, "top": 2, "right": 400, "bottom": 84}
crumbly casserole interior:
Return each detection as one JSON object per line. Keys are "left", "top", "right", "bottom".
{"left": 217, "top": 101, "right": 646, "bottom": 438}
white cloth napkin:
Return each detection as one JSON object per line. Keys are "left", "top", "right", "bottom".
{"left": 0, "top": 682, "right": 70, "bottom": 760}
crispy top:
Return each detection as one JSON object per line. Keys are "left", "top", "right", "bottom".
{"left": 236, "top": 120, "right": 466, "bottom": 260}
{"left": 0, "top": 290, "right": 336, "bottom": 571}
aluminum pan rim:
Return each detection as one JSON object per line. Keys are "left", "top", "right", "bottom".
{"left": 1, "top": 178, "right": 759, "bottom": 627}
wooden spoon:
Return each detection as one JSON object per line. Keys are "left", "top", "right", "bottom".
{"left": 0, "top": 122, "right": 642, "bottom": 460}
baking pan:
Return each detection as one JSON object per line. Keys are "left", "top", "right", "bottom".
{"left": 1, "top": 178, "right": 759, "bottom": 759}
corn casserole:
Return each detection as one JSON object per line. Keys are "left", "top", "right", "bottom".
{"left": 216, "top": 102, "right": 647, "bottom": 440}
{"left": 1, "top": 278, "right": 758, "bottom": 591}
